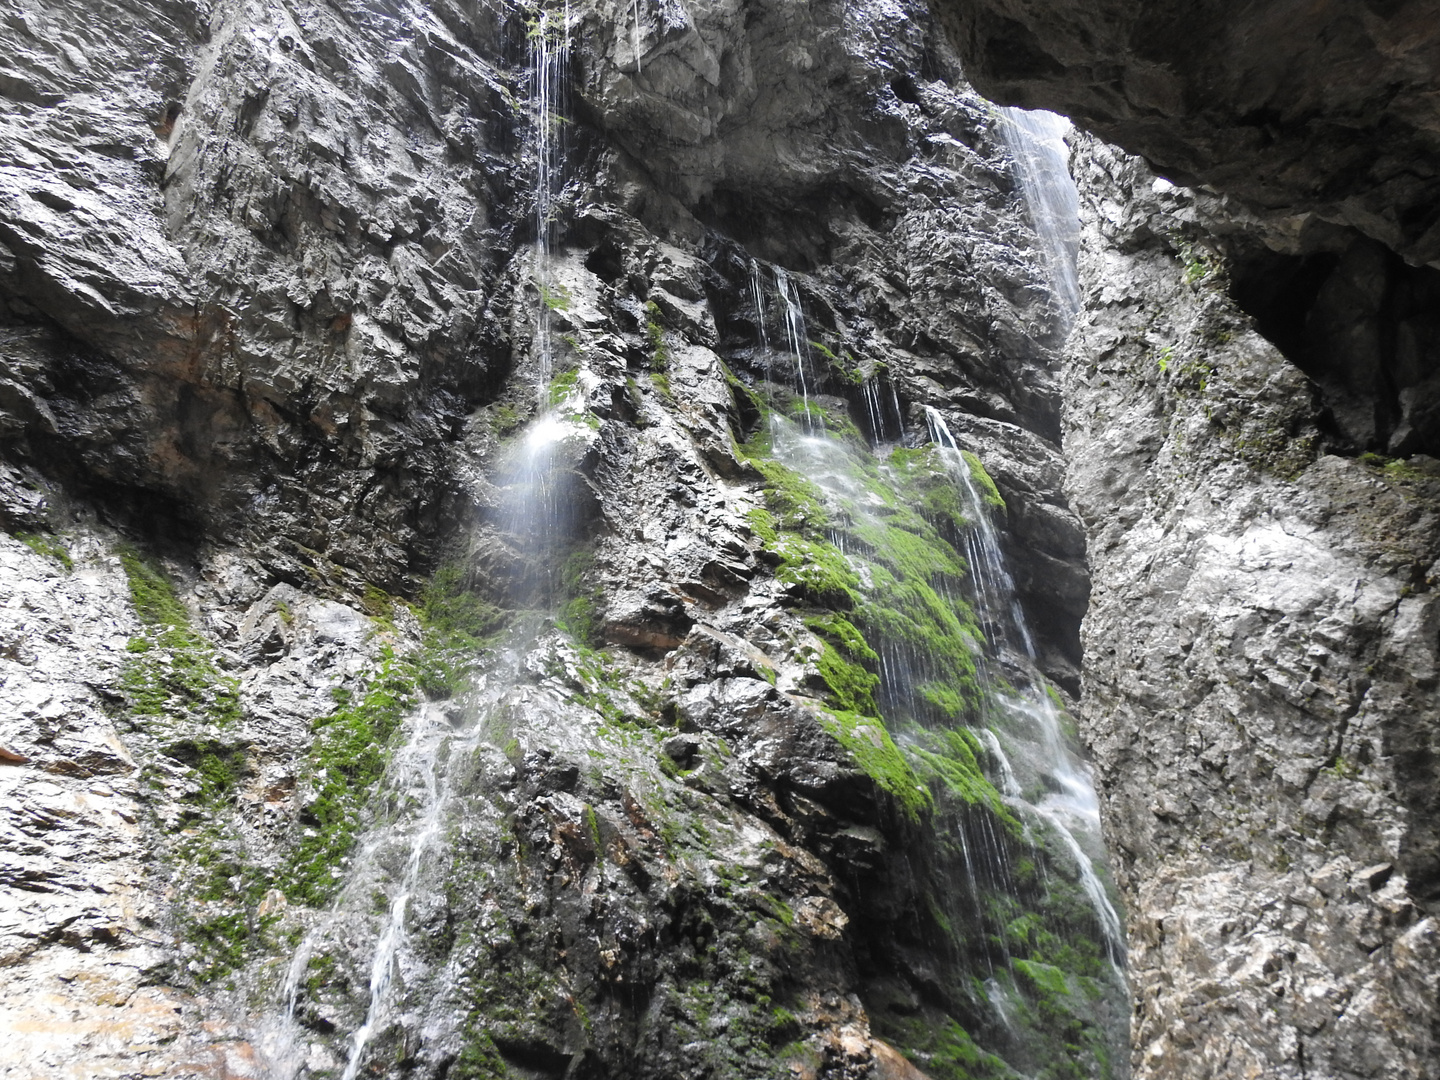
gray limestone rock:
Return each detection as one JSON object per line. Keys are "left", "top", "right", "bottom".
{"left": 1064, "top": 133, "right": 1440, "bottom": 1080}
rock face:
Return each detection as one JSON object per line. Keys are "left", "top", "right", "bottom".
{"left": 0, "top": 2, "right": 1125, "bottom": 1080}
{"left": 928, "top": 4, "right": 1440, "bottom": 1074}
{"left": 930, "top": 0, "right": 1440, "bottom": 269}
{"left": 1063, "top": 136, "right": 1440, "bottom": 1079}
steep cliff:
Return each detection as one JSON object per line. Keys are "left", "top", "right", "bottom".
{"left": 0, "top": 3, "right": 1124, "bottom": 1079}
{"left": 924, "top": 3, "right": 1440, "bottom": 1077}
{"left": 1062, "top": 139, "right": 1440, "bottom": 1079}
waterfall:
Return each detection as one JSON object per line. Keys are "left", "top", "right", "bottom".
{"left": 926, "top": 404, "right": 1125, "bottom": 971}
{"left": 749, "top": 260, "right": 825, "bottom": 434}
{"left": 1000, "top": 107, "right": 1082, "bottom": 327}
{"left": 339, "top": 703, "right": 479, "bottom": 1080}
{"left": 260, "top": 11, "right": 581, "bottom": 1075}
{"left": 531, "top": 2, "right": 571, "bottom": 399}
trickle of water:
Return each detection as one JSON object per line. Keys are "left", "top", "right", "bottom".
{"left": 530, "top": 2, "right": 571, "bottom": 399}
{"left": 975, "top": 728, "right": 1021, "bottom": 799}
{"left": 1000, "top": 107, "right": 1081, "bottom": 327}
{"left": 924, "top": 404, "right": 1126, "bottom": 974}
{"left": 748, "top": 260, "right": 825, "bottom": 435}
{"left": 338, "top": 706, "right": 445, "bottom": 1079}
{"left": 924, "top": 407, "right": 1024, "bottom": 656}
{"left": 335, "top": 690, "right": 495, "bottom": 1079}
{"left": 630, "top": 0, "right": 643, "bottom": 74}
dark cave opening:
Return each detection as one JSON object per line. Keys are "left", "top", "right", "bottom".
{"left": 1228, "top": 235, "right": 1440, "bottom": 457}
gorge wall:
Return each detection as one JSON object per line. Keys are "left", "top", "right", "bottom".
{"left": 1, "top": 2, "right": 1120, "bottom": 1079}
{"left": 930, "top": 1, "right": 1440, "bottom": 1077}
{"left": 0, "top": 1, "right": 1435, "bottom": 1079}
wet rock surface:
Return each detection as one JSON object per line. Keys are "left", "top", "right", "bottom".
{"left": 1064, "top": 134, "right": 1440, "bottom": 1080}
{"left": 0, "top": 2, "right": 1118, "bottom": 1079}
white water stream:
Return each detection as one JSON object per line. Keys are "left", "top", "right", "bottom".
{"left": 926, "top": 405, "right": 1125, "bottom": 970}
{"left": 1000, "top": 107, "right": 1082, "bottom": 327}
{"left": 338, "top": 702, "right": 484, "bottom": 1079}
{"left": 530, "top": 2, "right": 571, "bottom": 397}
{"left": 259, "top": 11, "right": 579, "bottom": 1075}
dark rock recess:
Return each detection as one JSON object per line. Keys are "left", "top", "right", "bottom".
{"left": 929, "top": 0, "right": 1440, "bottom": 267}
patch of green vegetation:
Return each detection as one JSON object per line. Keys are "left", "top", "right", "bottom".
{"left": 907, "top": 728, "right": 1014, "bottom": 825}
{"left": 450, "top": 1025, "right": 512, "bottom": 1080}
{"left": 539, "top": 280, "right": 572, "bottom": 313}
{"left": 741, "top": 453, "right": 827, "bottom": 533}
{"left": 492, "top": 402, "right": 524, "bottom": 435}
{"left": 118, "top": 549, "right": 241, "bottom": 729}
{"left": 14, "top": 530, "right": 72, "bottom": 570}
{"left": 548, "top": 367, "right": 580, "bottom": 407}
{"left": 557, "top": 545, "right": 603, "bottom": 647}
{"left": 962, "top": 451, "right": 1005, "bottom": 512}
{"left": 1014, "top": 958, "right": 1070, "bottom": 998}
{"left": 194, "top": 744, "right": 246, "bottom": 804}
{"left": 1359, "top": 451, "right": 1429, "bottom": 483}
{"left": 807, "top": 338, "right": 863, "bottom": 384}
{"left": 1157, "top": 345, "right": 1173, "bottom": 374}
{"left": 645, "top": 299, "right": 670, "bottom": 371}
{"left": 805, "top": 614, "right": 880, "bottom": 715}
{"left": 875, "top": 1015, "right": 1010, "bottom": 1080}
{"left": 749, "top": 512, "right": 861, "bottom": 609}
{"left": 885, "top": 445, "right": 973, "bottom": 537}
{"left": 120, "top": 547, "right": 191, "bottom": 627}
{"left": 816, "top": 708, "right": 931, "bottom": 820}
{"left": 415, "top": 565, "right": 506, "bottom": 697}
{"left": 738, "top": 424, "right": 988, "bottom": 725}
{"left": 283, "top": 649, "right": 416, "bottom": 904}
{"left": 1178, "top": 241, "right": 1219, "bottom": 286}
{"left": 1324, "top": 755, "right": 1361, "bottom": 780}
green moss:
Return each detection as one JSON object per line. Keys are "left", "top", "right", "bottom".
{"left": 744, "top": 456, "right": 827, "bottom": 535}
{"left": 362, "top": 582, "right": 397, "bottom": 629}
{"left": 962, "top": 451, "right": 1006, "bottom": 512}
{"left": 646, "top": 300, "right": 670, "bottom": 371}
{"left": 120, "top": 548, "right": 192, "bottom": 628}
{"left": 738, "top": 423, "right": 988, "bottom": 723}
{"left": 1359, "top": 451, "right": 1431, "bottom": 483}
{"left": 195, "top": 745, "right": 246, "bottom": 804}
{"left": 806, "top": 614, "right": 880, "bottom": 715}
{"left": 415, "top": 564, "right": 505, "bottom": 698}
{"left": 902, "top": 729, "right": 1020, "bottom": 843}
{"left": 492, "top": 402, "right": 524, "bottom": 435}
{"left": 584, "top": 803, "right": 603, "bottom": 853}
{"left": 548, "top": 367, "right": 580, "bottom": 407}
{"left": 875, "top": 1015, "right": 1010, "bottom": 1080}
{"left": 117, "top": 550, "right": 242, "bottom": 730}
{"left": 450, "top": 1027, "right": 512, "bottom": 1080}
{"left": 1014, "top": 958, "right": 1071, "bottom": 998}
{"left": 283, "top": 648, "right": 416, "bottom": 905}
{"left": 539, "top": 280, "right": 572, "bottom": 312}
{"left": 14, "top": 531, "right": 72, "bottom": 570}
{"left": 816, "top": 708, "right": 931, "bottom": 820}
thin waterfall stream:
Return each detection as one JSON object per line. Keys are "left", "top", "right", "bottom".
{"left": 743, "top": 190, "right": 1126, "bottom": 1051}
{"left": 257, "top": 7, "right": 581, "bottom": 1076}
{"left": 1000, "top": 107, "right": 1082, "bottom": 327}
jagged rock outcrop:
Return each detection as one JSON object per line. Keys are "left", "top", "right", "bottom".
{"left": 930, "top": 0, "right": 1440, "bottom": 269}
{"left": 1063, "top": 136, "right": 1440, "bottom": 1079}
{"left": 0, "top": 0, "right": 520, "bottom": 586}
{"left": 0, "top": 2, "right": 1120, "bottom": 1079}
